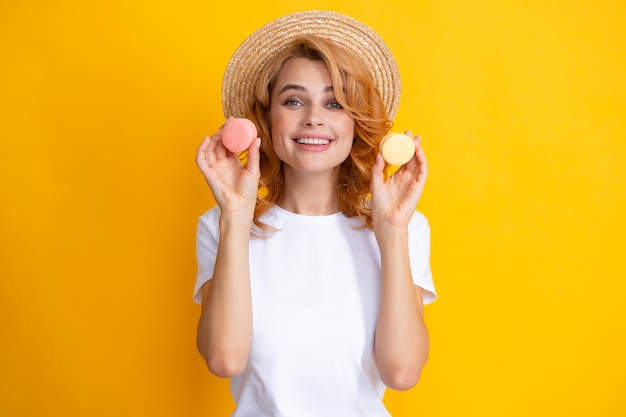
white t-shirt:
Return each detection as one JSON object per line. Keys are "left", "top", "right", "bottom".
{"left": 194, "top": 205, "right": 436, "bottom": 417}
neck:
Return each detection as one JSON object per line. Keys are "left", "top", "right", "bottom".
{"left": 278, "top": 167, "right": 340, "bottom": 215}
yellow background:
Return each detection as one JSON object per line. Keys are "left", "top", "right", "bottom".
{"left": 1, "top": 0, "right": 624, "bottom": 416}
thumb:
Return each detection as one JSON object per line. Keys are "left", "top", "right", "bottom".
{"left": 370, "top": 153, "right": 385, "bottom": 191}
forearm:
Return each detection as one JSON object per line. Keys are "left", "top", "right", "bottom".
{"left": 374, "top": 227, "right": 429, "bottom": 391}
{"left": 197, "top": 212, "right": 253, "bottom": 377}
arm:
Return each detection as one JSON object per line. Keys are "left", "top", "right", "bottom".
{"left": 374, "top": 229, "right": 429, "bottom": 391}
{"left": 370, "top": 132, "right": 430, "bottom": 391}
{"left": 195, "top": 130, "right": 261, "bottom": 378}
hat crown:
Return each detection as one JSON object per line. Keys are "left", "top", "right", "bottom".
{"left": 222, "top": 10, "right": 401, "bottom": 120}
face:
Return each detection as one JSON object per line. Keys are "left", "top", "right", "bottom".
{"left": 269, "top": 57, "right": 355, "bottom": 177}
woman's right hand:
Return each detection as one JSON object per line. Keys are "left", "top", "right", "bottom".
{"left": 195, "top": 128, "right": 261, "bottom": 216}
{"left": 196, "top": 129, "right": 259, "bottom": 376}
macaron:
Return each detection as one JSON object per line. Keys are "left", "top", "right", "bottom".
{"left": 379, "top": 133, "right": 415, "bottom": 166}
{"left": 221, "top": 117, "right": 258, "bottom": 153}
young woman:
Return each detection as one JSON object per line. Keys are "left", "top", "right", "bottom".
{"left": 194, "top": 11, "right": 436, "bottom": 416}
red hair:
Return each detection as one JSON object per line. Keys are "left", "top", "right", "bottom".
{"left": 248, "top": 35, "right": 392, "bottom": 229}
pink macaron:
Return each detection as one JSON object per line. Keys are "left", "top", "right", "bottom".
{"left": 221, "top": 117, "right": 258, "bottom": 153}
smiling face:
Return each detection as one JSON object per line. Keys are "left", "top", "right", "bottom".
{"left": 269, "top": 57, "right": 356, "bottom": 178}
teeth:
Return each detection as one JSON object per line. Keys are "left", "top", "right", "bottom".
{"left": 296, "top": 138, "right": 330, "bottom": 145}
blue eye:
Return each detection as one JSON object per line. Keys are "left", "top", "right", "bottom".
{"left": 284, "top": 99, "right": 302, "bottom": 107}
{"left": 328, "top": 101, "right": 343, "bottom": 109}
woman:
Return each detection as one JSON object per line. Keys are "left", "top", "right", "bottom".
{"left": 194, "top": 11, "right": 436, "bottom": 416}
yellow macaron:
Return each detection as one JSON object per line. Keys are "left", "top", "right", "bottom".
{"left": 379, "top": 133, "right": 415, "bottom": 166}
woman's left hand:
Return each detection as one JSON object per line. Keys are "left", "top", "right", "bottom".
{"left": 370, "top": 131, "right": 427, "bottom": 232}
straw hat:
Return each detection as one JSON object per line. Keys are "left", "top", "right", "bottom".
{"left": 221, "top": 10, "right": 401, "bottom": 120}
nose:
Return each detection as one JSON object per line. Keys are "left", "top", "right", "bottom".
{"left": 302, "top": 105, "right": 324, "bottom": 127}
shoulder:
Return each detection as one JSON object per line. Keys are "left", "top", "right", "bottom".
{"left": 197, "top": 206, "right": 221, "bottom": 238}
{"left": 199, "top": 205, "right": 220, "bottom": 225}
{"left": 409, "top": 210, "right": 430, "bottom": 231}
{"left": 407, "top": 210, "right": 431, "bottom": 248}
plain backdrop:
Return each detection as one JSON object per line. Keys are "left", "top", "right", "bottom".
{"left": 1, "top": 0, "right": 625, "bottom": 416}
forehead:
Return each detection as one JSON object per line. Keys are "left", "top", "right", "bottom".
{"left": 274, "top": 58, "right": 331, "bottom": 86}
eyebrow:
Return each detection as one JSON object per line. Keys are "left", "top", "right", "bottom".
{"left": 276, "top": 84, "right": 334, "bottom": 95}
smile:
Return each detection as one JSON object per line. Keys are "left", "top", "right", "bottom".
{"left": 295, "top": 138, "right": 331, "bottom": 145}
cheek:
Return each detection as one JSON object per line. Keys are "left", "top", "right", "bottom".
{"left": 269, "top": 108, "right": 288, "bottom": 136}
{"left": 339, "top": 117, "right": 356, "bottom": 141}
{"left": 268, "top": 110, "right": 289, "bottom": 158}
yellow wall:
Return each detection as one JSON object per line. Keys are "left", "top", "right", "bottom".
{"left": 1, "top": 0, "right": 624, "bottom": 416}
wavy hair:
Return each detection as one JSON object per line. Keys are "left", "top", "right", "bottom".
{"left": 248, "top": 35, "right": 392, "bottom": 230}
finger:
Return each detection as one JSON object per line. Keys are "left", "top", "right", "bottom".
{"left": 395, "top": 129, "right": 417, "bottom": 171}
{"left": 196, "top": 136, "right": 212, "bottom": 169}
{"left": 415, "top": 137, "right": 428, "bottom": 184}
{"left": 211, "top": 129, "right": 231, "bottom": 162}
{"left": 370, "top": 153, "right": 386, "bottom": 190}
{"left": 245, "top": 137, "right": 262, "bottom": 177}
{"left": 213, "top": 119, "right": 235, "bottom": 160}
{"left": 396, "top": 137, "right": 419, "bottom": 174}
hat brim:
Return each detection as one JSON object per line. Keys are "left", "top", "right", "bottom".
{"left": 221, "top": 10, "right": 401, "bottom": 120}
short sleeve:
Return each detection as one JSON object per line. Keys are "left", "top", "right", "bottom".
{"left": 193, "top": 206, "right": 221, "bottom": 304}
{"left": 408, "top": 211, "right": 437, "bottom": 304}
